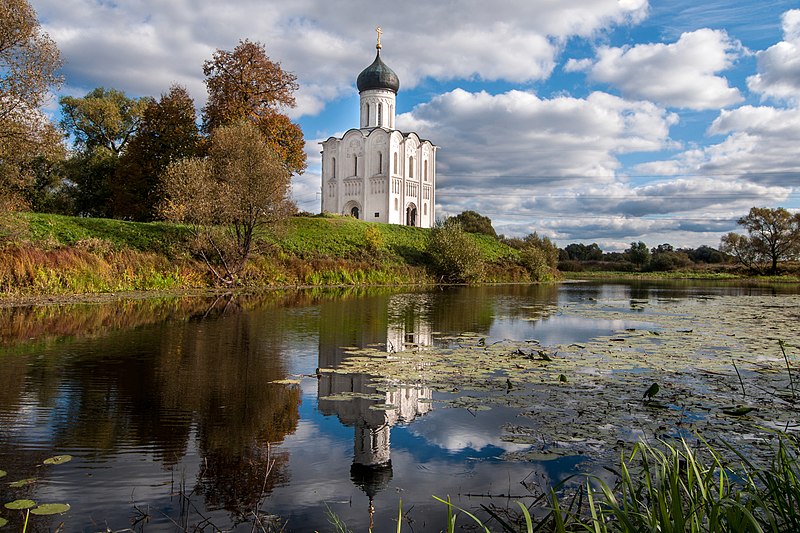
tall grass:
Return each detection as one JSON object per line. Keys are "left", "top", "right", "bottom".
{"left": 328, "top": 436, "right": 800, "bottom": 533}
{"left": 0, "top": 241, "right": 206, "bottom": 295}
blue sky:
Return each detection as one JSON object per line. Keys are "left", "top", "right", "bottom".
{"left": 32, "top": 0, "right": 800, "bottom": 250}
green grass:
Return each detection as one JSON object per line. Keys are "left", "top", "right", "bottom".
{"left": 1, "top": 213, "right": 526, "bottom": 294}
{"left": 20, "top": 212, "right": 191, "bottom": 254}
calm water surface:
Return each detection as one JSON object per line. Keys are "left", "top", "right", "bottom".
{"left": 0, "top": 281, "right": 797, "bottom": 532}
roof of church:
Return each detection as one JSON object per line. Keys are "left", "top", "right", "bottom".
{"left": 356, "top": 49, "right": 400, "bottom": 94}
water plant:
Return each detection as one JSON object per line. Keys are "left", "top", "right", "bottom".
{"left": 1, "top": 454, "right": 73, "bottom": 530}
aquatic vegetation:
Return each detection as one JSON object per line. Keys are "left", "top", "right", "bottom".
{"left": 320, "top": 293, "right": 800, "bottom": 468}
{"left": 0, "top": 455, "right": 73, "bottom": 529}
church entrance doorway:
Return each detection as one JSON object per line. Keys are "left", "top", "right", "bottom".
{"left": 344, "top": 201, "right": 361, "bottom": 220}
{"left": 406, "top": 204, "right": 417, "bottom": 227}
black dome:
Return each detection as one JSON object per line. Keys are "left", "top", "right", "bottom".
{"left": 356, "top": 51, "right": 400, "bottom": 93}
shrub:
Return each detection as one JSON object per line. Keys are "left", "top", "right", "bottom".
{"left": 426, "top": 219, "right": 484, "bottom": 283}
{"left": 518, "top": 232, "right": 559, "bottom": 281}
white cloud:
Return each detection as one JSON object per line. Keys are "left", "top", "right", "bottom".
{"left": 747, "top": 9, "right": 800, "bottom": 103}
{"left": 397, "top": 88, "right": 677, "bottom": 185}
{"left": 638, "top": 105, "right": 800, "bottom": 188}
{"left": 576, "top": 29, "right": 744, "bottom": 110}
{"left": 32, "top": 0, "right": 649, "bottom": 116}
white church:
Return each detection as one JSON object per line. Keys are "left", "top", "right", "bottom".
{"left": 320, "top": 31, "right": 437, "bottom": 228}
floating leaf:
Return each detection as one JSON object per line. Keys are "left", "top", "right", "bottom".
{"left": 0, "top": 470, "right": 5, "bottom": 479}
{"left": 43, "top": 455, "right": 72, "bottom": 466}
{"left": 559, "top": 374, "right": 568, "bottom": 383}
{"left": 722, "top": 406, "right": 756, "bottom": 416}
{"left": 5, "top": 499, "right": 36, "bottom": 510}
{"left": 30, "top": 503, "right": 70, "bottom": 515}
{"left": 269, "top": 379, "right": 300, "bottom": 385}
{"left": 8, "top": 478, "right": 35, "bottom": 488}
{"left": 0, "top": 517, "right": 7, "bottom": 527}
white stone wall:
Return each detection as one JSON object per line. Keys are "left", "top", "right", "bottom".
{"left": 320, "top": 94, "right": 437, "bottom": 228}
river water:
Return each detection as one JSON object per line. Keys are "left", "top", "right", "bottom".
{"left": 0, "top": 281, "right": 797, "bottom": 532}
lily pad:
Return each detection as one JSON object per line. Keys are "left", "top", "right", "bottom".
{"left": 8, "top": 478, "right": 35, "bottom": 488}
{"left": 0, "top": 517, "right": 7, "bottom": 527}
{"left": 0, "top": 470, "right": 5, "bottom": 478}
{"left": 30, "top": 503, "right": 70, "bottom": 515}
{"left": 722, "top": 406, "right": 756, "bottom": 416}
{"left": 4, "top": 499, "right": 36, "bottom": 510}
{"left": 43, "top": 455, "right": 72, "bottom": 465}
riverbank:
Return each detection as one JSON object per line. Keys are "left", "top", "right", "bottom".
{"left": 0, "top": 212, "right": 529, "bottom": 297}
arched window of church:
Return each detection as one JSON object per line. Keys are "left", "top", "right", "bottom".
{"left": 377, "top": 103, "right": 383, "bottom": 126}
{"left": 394, "top": 198, "right": 398, "bottom": 211}
{"left": 366, "top": 104, "right": 370, "bottom": 126}
{"left": 424, "top": 160, "right": 428, "bottom": 181}
{"left": 409, "top": 156, "right": 414, "bottom": 179}
{"left": 424, "top": 203, "right": 427, "bottom": 215}
{"left": 354, "top": 155, "right": 358, "bottom": 176}
{"left": 378, "top": 152, "right": 383, "bottom": 174}
{"left": 332, "top": 157, "right": 336, "bottom": 178}
{"left": 393, "top": 153, "right": 398, "bottom": 174}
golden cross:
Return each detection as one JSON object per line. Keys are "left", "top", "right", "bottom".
{"left": 376, "top": 26, "right": 383, "bottom": 49}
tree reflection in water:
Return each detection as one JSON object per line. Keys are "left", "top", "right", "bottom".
{"left": 0, "top": 284, "right": 564, "bottom": 530}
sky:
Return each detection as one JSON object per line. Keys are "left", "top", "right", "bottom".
{"left": 30, "top": 0, "right": 800, "bottom": 251}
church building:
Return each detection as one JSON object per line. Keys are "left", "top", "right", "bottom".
{"left": 320, "top": 31, "right": 437, "bottom": 228}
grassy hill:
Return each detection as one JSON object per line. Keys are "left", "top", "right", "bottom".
{"left": 0, "top": 212, "right": 524, "bottom": 296}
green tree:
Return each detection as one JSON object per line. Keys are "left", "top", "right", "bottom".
{"left": 160, "top": 121, "right": 294, "bottom": 285}
{"left": 65, "top": 147, "right": 118, "bottom": 217}
{"left": 202, "top": 39, "right": 306, "bottom": 175}
{"left": 0, "top": 0, "right": 63, "bottom": 211}
{"left": 626, "top": 241, "right": 650, "bottom": 270}
{"left": 426, "top": 219, "right": 485, "bottom": 283}
{"left": 684, "top": 245, "right": 727, "bottom": 264}
{"left": 564, "top": 242, "right": 603, "bottom": 261}
{"left": 451, "top": 210, "right": 497, "bottom": 238}
{"left": 60, "top": 87, "right": 151, "bottom": 155}
{"left": 60, "top": 87, "right": 151, "bottom": 216}
{"left": 114, "top": 85, "right": 200, "bottom": 220}
{"left": 721, "top": 207, "right": 800, "bottom": 274}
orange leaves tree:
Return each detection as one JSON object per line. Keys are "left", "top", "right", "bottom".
{"left": 202, "top": 39, "right": 306, "bottom": 175}
{"left": 0, "top": 0, "right": 63, "bottom": 211}
{"left": 160, "top": 121, "right": 294, "bottom": 285}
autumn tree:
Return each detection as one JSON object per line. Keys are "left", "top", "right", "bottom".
{"left": 160, "top": 121, "right": 294, "bottom": 285}
{"left": 721, "top": 207, "right": 800, "bottom": 274}
{"left": 114, "top": 85, "right": 200, "bottom": 220}
{"left": 0, "top": 0, "right": 63, "bottom": 211}
{"left": 202, "top": 39, "right": 306, "bottom": 175}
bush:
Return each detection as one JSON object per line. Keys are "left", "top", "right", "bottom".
{"left": 648, "top": 251, "right": 692, "bottom": 272}
{"left": 426, "top": 219, "right": 484, "bottom": 283}
{"left": 518, "top": 232, "right": 559, "bottom": 281}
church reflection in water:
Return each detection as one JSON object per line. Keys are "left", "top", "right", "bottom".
{"left": 317, "top": 293, "right": 434, "bottom": 518}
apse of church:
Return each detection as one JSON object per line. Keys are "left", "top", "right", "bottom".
{"left": 320, "top": 29, "right": 437, "bottom": 228}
